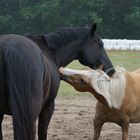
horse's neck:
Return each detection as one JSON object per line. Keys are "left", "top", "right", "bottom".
{"left": 90, "top": 88, "right": 109, "bottom": 107}
{"left": 54, "top": 41, "right": 83, "bottom": 67}
{"left": 32, "top": 38, "right": 81, "bottom": 67}
{"left": 27, "top": 34, "right": 83, "bottom": 67}
{"left": 90, "top": 68, "right": 126, "bottom": 109}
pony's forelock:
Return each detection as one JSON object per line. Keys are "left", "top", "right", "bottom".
{"left": 90, "top": 67, "right": 126, "bottom": 109}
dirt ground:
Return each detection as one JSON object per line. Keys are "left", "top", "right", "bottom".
{"left": 2, "top": 96, "right": 140, "bottom": 140}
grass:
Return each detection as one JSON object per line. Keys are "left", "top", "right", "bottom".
{"left": 58, "top": 51, "right": 140, "bottom": 97}
{"left": 108, "top": 50, "right": 140, "bottom": 71}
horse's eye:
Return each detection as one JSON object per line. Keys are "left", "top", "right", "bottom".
{"left": 80, "top": 78, "right": 85, "bottom": 84}
{"left": 98, "top": 41, "right": 103, "bottom": 48}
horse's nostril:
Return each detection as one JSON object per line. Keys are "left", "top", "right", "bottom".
{"left": 111, "top": 69, "right": 116, "bottom": 74}
{"left": 106, "top": 68, "right": 115, "bottom": 77}
{"left": 109, "top": 69, "right": 116, "bottom": 77}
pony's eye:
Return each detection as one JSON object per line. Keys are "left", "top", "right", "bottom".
{"left": 80, "top": 78, "right": 87, "bottom": 84}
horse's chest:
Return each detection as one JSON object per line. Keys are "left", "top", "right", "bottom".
{"left": 43, "top": 62, "right": 60, "bottom": 102}
{"left": 130, "top": 107, "right": 140, "bottom": 123}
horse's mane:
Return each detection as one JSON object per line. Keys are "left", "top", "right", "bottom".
{"left": 43, "top": 27, "right": 91, "bottom": 50}
{"left": 90, "top": 67, "right": 126, "bottom": 109}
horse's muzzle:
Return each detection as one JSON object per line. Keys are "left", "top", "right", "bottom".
{"left": 106, "top": 68, "right": 116, "bottom": 77}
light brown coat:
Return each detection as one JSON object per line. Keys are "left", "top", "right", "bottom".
{"left": 60, "top": 67, "right": 140, "bottom": 140}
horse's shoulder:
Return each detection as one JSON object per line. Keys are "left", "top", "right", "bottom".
{"left": 132, "top": 69, "right": 140, "bottom": 74}
{"left": 130, "top": 69, "right": 140, "bottom": 80}
{"left": 126, "top": 70, "right": 140, "bottom": 85}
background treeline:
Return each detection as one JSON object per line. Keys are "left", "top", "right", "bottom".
{"left": 0, "top": 0, "right": 140, "bottom": 39}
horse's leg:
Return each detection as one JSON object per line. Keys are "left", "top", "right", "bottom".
{"left": 38, "top": 100, "right": 55, "bottom": 140}
{"left": 0, "top": 114, "right": 3, "bottom": 140}
{"left": 93, "top": 116, "right": 104, "bottom": 140}
{"left": 121, "top": 118, "right": 130, "bottom": 140}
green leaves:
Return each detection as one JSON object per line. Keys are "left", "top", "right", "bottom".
{"left": 126, "top": 7, "right": 140, "bottom": 27}
{"left": 0, "top": 15, "right": 16, "bottom": 33}
{"left": 0, "top": 0, "right": 139, "bottom": 38}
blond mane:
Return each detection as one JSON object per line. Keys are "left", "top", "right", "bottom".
{"left": 90, "top": 67, "right": 126, "bottom": 109}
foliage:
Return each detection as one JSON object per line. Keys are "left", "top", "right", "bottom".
{"left": 0, "top": 15, "right": 16, "bottom": 33}
{"left": 0, "top": 0, "right": 140, "bottom": 38}
{"left": 124, "top": 7, "right": 140, "bottom": 39}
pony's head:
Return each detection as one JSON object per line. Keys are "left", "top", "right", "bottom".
{"left": 60, "top": 67, "right": 126, "bottom": 109}
{"left": 77, "top": 24, "right": 115, "bottom": 76}
{"left": 59, "top": 67, "right": 94, "bottom": 92}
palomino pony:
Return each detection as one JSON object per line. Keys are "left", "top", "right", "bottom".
{"left": 60, "top": 67, "right": 140, "bottom": 140}
{"left": 0, "top": 24, "right": 115, "bottom": 140}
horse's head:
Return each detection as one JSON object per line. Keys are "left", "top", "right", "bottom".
{"left": 60, "top": 67, "right": 93, "bottom": 92}
{"left": 60, "top": 67, "right": 126, "bottom": 108}
{"left": 77, "top": 24, "right": 115, "bottom": 76}
{"left": 25, "top": 25, "right": 115, "bottom": 77}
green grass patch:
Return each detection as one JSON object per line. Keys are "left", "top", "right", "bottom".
{"left": 58, "top": 51, "right": 140, "bottom": 97}
{"left": 107, "top": 50, "right": 140, "bottom": 71}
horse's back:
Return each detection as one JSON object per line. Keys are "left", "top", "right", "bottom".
{"left": 0, "top": 34, "right": 60, "bottom": 110}
{"left": 0, "top": 34, "right": 40, "bottom": 51}
{"left": 2, "top": 34, "right": 46, "bottom": 88}
{"left": 132, "top": 69, "right": 140, "bottom": 74}
{"left": 0, "top": 34, "right": 44, "bottom": 63}
{"left": 130, "top": 69, "right": 140, "bottom": 82}
{"left": 0, "top": 34, "right": 46, "bottom": 114}
{"left": 0, "top": 34, "right": 45, "bottom": 80}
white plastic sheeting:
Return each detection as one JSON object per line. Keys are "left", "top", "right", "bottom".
{"left": 103, "top": 39, "right": 140, "bottom": 50}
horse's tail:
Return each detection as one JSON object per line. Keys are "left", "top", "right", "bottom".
{"left": 4, "top": 45, "right": 35, "bottom": 140}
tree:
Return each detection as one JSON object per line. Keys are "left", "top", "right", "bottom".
{"left": 0, "top": 0, "right": 140, "bottom": 38}
{"left": 0, "top": 15, "right": 16, "bottom": 33}
{"left": 124, "top": 6, "right": 140, "bottom": 39}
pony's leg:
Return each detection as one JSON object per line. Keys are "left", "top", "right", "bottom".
{"left": 93, "top": 116, "right": 104, "bottom": 140}
{"left": 0, "top": 114, "right": 3, "bottom": 140}
{"left": 121, "top": 124, "right": 129, "bottom": 140}
{"left": 121, "top": 118, "right": 130, "bottom": 140}
{"left": 38, "top": 101, "right": 55, "bottom": 140}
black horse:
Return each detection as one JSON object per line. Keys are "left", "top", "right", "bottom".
{"left": 0, "top": 24, "right": 115, "bottom": 140}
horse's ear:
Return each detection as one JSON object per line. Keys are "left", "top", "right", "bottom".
{"left": 90, "top": 23, "right": 97, "bottom": 37}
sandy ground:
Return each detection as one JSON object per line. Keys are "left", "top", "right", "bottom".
{"left": 2, "top": 96, "right": 140, "bottom": 140}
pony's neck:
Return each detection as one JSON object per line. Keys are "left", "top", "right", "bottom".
{"left": 90, "top": 88, "right": 109, "bottom": 107}
{"left": 54, "top": 40, "right": 83, "bottom": 67}
{"left": 90, "top": 67, "right": 126, "bottom": 109}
